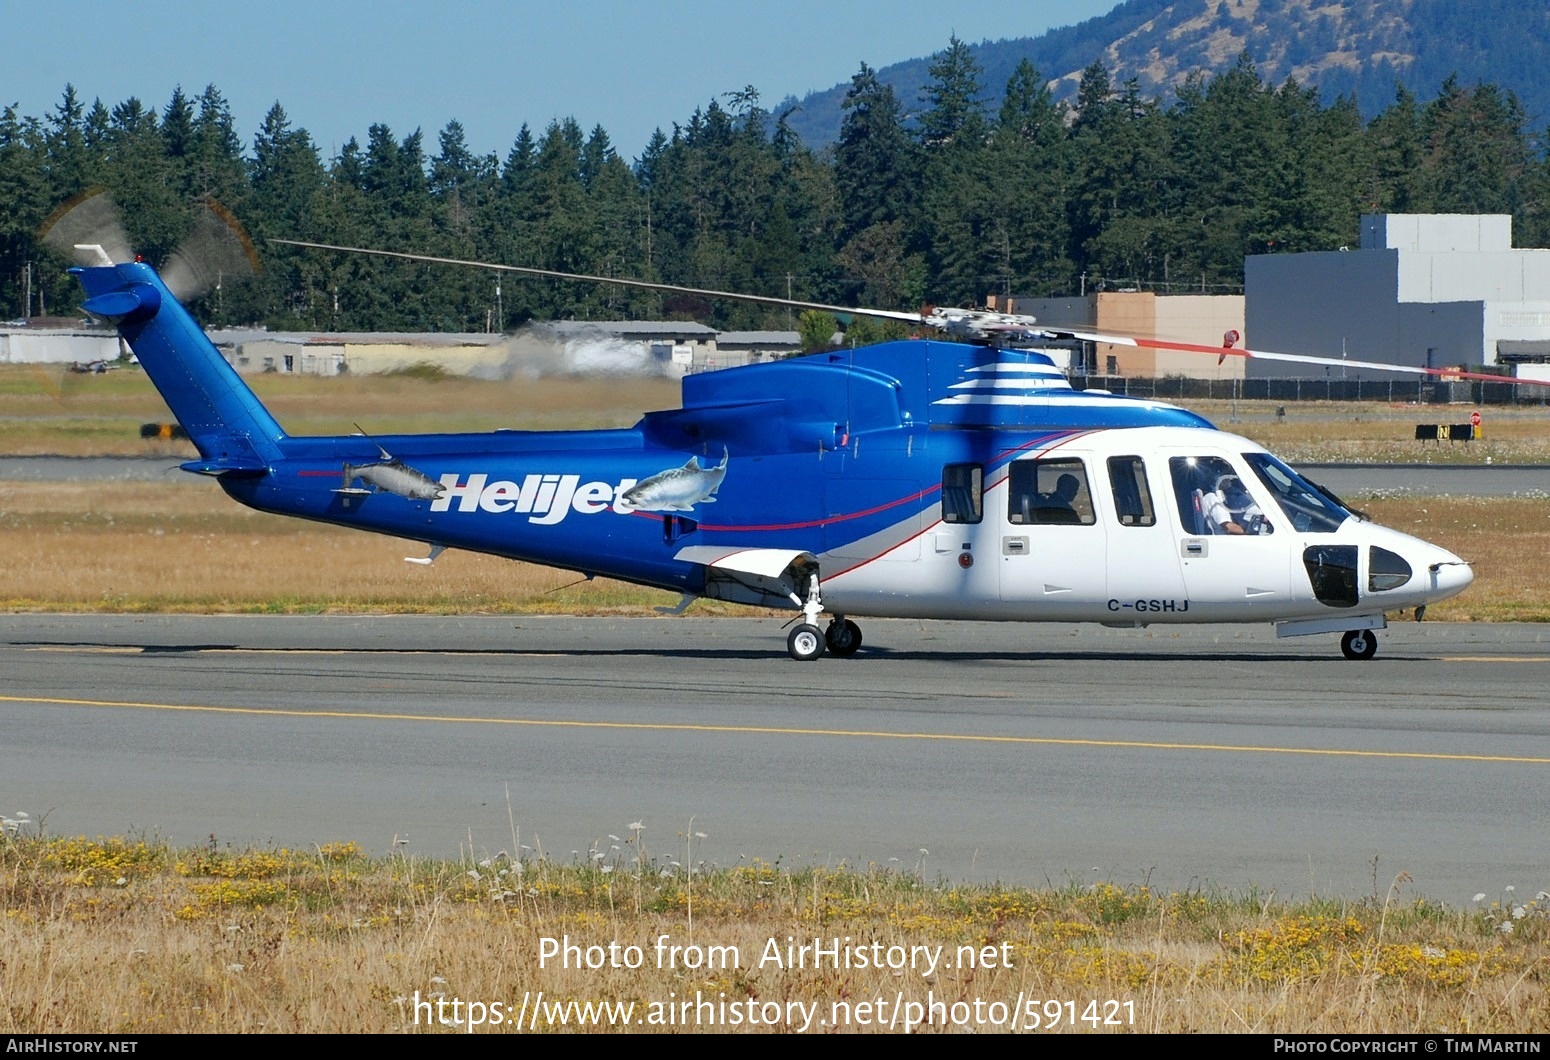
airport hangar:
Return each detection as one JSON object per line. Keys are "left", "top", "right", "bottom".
{"left": 1010, "top": 213, "right": 1550, "bottom": 386}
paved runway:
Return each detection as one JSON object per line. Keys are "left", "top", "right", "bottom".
{"left": 4, "top": 614, "right": 1547, "bottom": 904}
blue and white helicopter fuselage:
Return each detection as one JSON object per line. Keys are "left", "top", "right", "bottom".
{"left": 71, "top": 257, "right": 1471, "bottom": 660}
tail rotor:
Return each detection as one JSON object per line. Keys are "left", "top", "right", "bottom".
{"left": 39, "top": 188, "right": 260, "bottom": 302}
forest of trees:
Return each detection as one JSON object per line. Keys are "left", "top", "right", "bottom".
{"left": 1, "top": 42, "right": 1546, "bottom": 337}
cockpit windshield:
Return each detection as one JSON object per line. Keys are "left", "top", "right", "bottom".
{"left": 1243, "top": 452, "right": 1351, "bottom": 534}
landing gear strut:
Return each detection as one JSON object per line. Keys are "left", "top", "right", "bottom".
{"left": 783, "top": 569, "right": 864, "bottom": 661}
{"left": 1341, "top": 629, "right": 1378, "bottom": 660}
{"left": 786, "top": 569, "right": 828, "bottom": 661}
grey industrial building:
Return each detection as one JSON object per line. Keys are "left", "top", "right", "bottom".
{"left": 1245, "top": 214, "right": 1550, "bottom": 382}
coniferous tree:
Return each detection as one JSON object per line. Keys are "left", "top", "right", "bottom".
{"left": 0, "top": 106, "right": 49, "bottom": 316}
{"left": 161, "top": 87, "right": 196, "bottom": 197}
{"left": 1275, "top": 87, "right": 1368, "bottom": 254}
{"left": 918, "top": 34, "right": 988, "bottom": 150}
{"left": 1170, "top": 54, "right": 1284, "bottom": 286}
{"left": 430, "top": 119, "right": 491, "bottom": 245}
{"left": 1, "top": 58, "right": 1546, "bottom": 329}
{"left": 191, "top": 85, "right": 247, "bottom": 205}
{"left": 834, "top": 64, "right": 919, "bottom": 306}
{"left": 917, "top": 36, "right": 996, "bottom": 305}
{"left": 44, "top": 85, "right": 92, "bottom": 198}
{"left": 104, "top": 97, "right": 186, "bottom": 266}
{"left": 1072, "top": 67, "right": 1177, "bottom": 290}
{"left": 247, "top": 103, "right": 326, "bottom": 327}
{"left": 1423, "top": 78, "right": 1533, "bottom": 215}
{"left": 1365, "top": 86, "right": 1429, "bottom": 213}
{"left": 987, "top": 59, "right": 1073, "bottom": 296}
{"left": 835, "top": 63, "right": 916, "bottom": 243}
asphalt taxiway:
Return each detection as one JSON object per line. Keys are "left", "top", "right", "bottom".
{"left": 4, "top": 614, "right": 1547, "bottom": 904}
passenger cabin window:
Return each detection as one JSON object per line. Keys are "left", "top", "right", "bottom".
{"left": 1107, "top": 456, "right": 1155, "bottom": 527}
{"left": 1007, "top": 459, "right": 1095, "bottom": 526}
{"left": 941, "top": 464, "right": 983, "bottom": 524}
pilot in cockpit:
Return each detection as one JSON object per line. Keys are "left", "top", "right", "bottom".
{"left": 1201, "top": 474, "right": 1271, "bottom": 535}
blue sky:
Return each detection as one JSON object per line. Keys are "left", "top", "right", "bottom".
{"left": 6, "top": 0, "right": 1117, "bottom": 163}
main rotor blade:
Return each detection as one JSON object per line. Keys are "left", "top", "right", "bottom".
{"left": 1041, "top": 326, "right": 1545, "bottom": 388}
{"left": 270, "top": 239, "right": 929, "bottom": 327}
{"left": 274, "top": 238, "right": 1544, "bottom": 386}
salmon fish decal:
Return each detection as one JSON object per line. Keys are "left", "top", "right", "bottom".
{"left": 335, "top": 438, "right": 447, "bottom": 501}
{"left": 338, "top": 458, "right": 446, "bottom": 500}
{"left": 620, "top": 450, "right": 728, "bottom": 512}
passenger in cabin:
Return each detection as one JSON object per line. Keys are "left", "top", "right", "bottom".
{"left": 1201, "top": 474, "right": 1270, "bottom": 535}
{"left": 1036, "top": 473, "right": 1083, "bottom": 524}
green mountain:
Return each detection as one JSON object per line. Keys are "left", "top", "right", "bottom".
{"left": 780, "top": 0, "right": 1550, "bottom": 147}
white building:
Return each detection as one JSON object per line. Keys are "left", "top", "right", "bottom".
{"left": 0, "top": 325, "right": 119, "bottom": 365}
{"left": 1245, "top": 214, "right": 1550, "bottom": 380}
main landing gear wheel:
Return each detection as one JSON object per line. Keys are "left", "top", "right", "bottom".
{"left": 1341, "top": 629, "right": 1378, "bottom": 660}
{"left": 825, "top": 618, "right": 863, "bottom": 657}
{"left": 788, "top": 624, "right": 826, "bottom": 661}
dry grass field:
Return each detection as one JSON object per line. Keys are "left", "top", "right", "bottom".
{"left": 3, "top": 832, "right": 1546, "bottom": 1034}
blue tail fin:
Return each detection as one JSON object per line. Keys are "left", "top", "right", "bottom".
{"left": 70, "top": 261, "right": 286, "bottom": 473}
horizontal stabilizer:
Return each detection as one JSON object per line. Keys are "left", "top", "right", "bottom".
{"left": 82, "top": 284, "right": 162, "bottom": 322}
{"left": 179, "top": 458, "right": 270, "bottom": 477}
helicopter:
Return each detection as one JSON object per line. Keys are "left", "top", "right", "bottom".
{"left": 67, "top": 240, "right": 1481, "bottom": 661}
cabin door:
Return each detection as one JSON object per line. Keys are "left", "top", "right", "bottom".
{"left": 996, "top": 455, "right": 1107, "bottom": 608}
{"left": 1100, "top": 454, "right": 1189, "bottom": 619}
{"left": 1161, "top": 452, "right": 1291, "bottom": 619}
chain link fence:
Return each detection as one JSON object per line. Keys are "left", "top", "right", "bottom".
{"left": 1072, "top": 376, "right": 1547, "bottom": 406}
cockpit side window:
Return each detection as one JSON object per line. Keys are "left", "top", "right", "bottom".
{"left": 1007, "top": 458, "right": 1095, "bottom": 526}
{"left": 1107, "top": 456, "right": 1155, "bottom": 527}
{"left": 941, "top": 464, "right": 983, "bottom": 524}
{"left": 1169, "top": 455, "right": 1273, "bottom": 536}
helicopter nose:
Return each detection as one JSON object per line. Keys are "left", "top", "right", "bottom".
{"left": 1425, "top": 553, "right": 1473, "bottom": 601}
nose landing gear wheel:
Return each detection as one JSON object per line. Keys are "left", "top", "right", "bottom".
{"left": 824, "top": 618, "right": 863, "bottom": 657}
{"left": 1341, "top": 629, "right": 1378, "bottom": 660}
{"left": 788, "top": 624, "right": 826, "bottom": 661}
